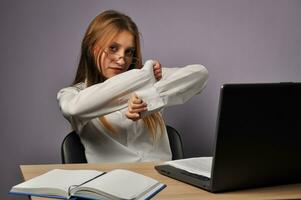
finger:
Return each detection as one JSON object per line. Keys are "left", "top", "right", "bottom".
{"left": 125, "top": 112, "right": 140, "bottom": 121}
{"left": 129, "top": 93, "right": 138, "bottom": 101}
{"left": 154, "top": 70, "right": 162, "bottom": 76}
{"left": 130, "top": 103, "right": 147, "bottom": 110}
{"left": 128, "top": 102, "right": 147, "bottom": 113}
{"left": 153, "top": 64, "right": 160, "bottom": 70}
{"left": 129, "top": 94, "right": 142, "bottom": 104}
{"left": 154, "top": 68, "right": 161, "bottom": 73}
{"left": 153, "top": 60, "right": 161, "bottom": 67}
{"left": 125, "top": 111, "right": 140, "bottom": 118}
{"left": 129, "top": 107, "right": 147, "bottom": 114}
{"left": 154, "top": 67, "right": 160, "bottom": 73}
{"left": 132, "top": 96, "right": 145, "bottom": 104}
{"left": 155, "top": 76, "right": 162, "bottom": 81}
{"left": 133, "top": 98, "right": 143, "bottom": 104}
{"left": 154, "top": 71, "right": 162, "bottom": 80}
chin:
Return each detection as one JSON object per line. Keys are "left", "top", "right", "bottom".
{"left": 113, "top": 70, "right": 125, "bottom": 75}
{"left": 104, "top": 68, "right": 127, "bottom": 79}
{"left": 106, "top": 72, "right": 121, "bottom": 79}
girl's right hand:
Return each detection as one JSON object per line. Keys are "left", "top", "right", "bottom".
{"left": 125, "top": 93, "right": 148, "bottom": 121}
{"left": 152, "top": 60, "right": 162, "bottom": 81}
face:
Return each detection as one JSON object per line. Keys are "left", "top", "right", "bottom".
{"left": 95, "top": 31, "right": 135, "bottom": 79}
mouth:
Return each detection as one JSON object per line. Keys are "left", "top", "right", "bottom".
{"left": 110, "top": 67, "right": 123, "bottom": 70}
{"left": 109, "top": 67, "right": 124, "bottom": 73}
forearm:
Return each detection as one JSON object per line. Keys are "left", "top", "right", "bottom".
{"left": 57, "top": 62, "right": 157, "bottom": 131}
{"left": 137, "top": 64, "right": 208, "bottom": 117}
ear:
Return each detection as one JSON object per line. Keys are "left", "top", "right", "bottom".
{"left": 94, "top": 47, "right": 102, "bottom": 72}
{"left": 92, "top": 46, "right": 99, "bottom": 57}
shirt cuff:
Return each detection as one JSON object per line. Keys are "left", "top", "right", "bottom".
{"left": 136, "top": 86, "right": 165, "bottom": 118}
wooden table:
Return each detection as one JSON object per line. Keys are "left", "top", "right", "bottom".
{"left": 20, "top": 162, "right": 301, "bottom": 200}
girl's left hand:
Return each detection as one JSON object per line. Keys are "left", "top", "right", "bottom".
{"left": 125, "top": 93, "right": 147, "bottom": 121}
{"left": 153, "top": 60, "right": 162, "bottom": 81}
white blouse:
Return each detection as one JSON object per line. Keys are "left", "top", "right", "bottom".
{"left": 57, "top": 60, "right": 208, "bottom": 163}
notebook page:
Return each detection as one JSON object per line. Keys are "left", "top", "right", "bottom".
{"left": 77, "top": 169, "right": 159, "bottom": 200}
{"left": 11, "top": 169, "right": 103, "bottom": 197}
{"left": 164, "top": 157, "right": 213, "bottom": 178}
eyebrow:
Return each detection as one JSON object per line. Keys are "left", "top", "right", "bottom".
{"left": 110, "top": 42, "right": 135, "bottom": 50}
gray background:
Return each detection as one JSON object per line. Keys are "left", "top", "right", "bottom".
{"left": 1, "top": 0, "right": 301, "bottom": 199}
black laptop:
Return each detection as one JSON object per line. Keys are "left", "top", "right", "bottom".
{"left": 155, "top": 82, "right": 301, "bottom": 192}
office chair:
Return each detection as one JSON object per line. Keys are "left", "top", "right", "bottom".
{"left": 165, "top": 125, "right": 184, "bottom": 160}
{"left": 61, "top": 130, "right": 87, "bottom": 164}
{"left": 61, "top": 125, "right": 184, "bottom": 164}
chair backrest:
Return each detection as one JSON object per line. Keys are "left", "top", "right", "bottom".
{"left": 166, "top": 125, "right": 184, "bottom": 160}
{"left": 61, "top": 131, "right": 87, "bottom": 163}
{"left": 61, "top": 125, "right": 184, "bottom": 164}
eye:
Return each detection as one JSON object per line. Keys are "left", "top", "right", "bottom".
{"left": 108, "top": 45, "right": 119, "bottom": 54}
{"left": 125, "top": 48, "right": 135, "bottom": 57}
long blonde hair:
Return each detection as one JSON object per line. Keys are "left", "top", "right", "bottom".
{"left": 73, "top": 10, "right": 164, "bottom": 138}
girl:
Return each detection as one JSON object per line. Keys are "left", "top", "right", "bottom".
{"left": 57, "top": 10, "right": 208, "bottom": 163}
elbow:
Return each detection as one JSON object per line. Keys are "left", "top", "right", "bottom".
{"left": 189, "top": 64, "right": 209, "bottom": 92}
{"left": 59, "top": 101, "right": 79, "bottom": 118}
{"left": 57, "top": 94, "right": 82, "bottom": 118}
{"left": 189, "top": 64, "right": 209, "bottom": 83}
{"left": 192, "top": 64, "right": 208, "bottom": 80}
{"left": 200, "top": 65, "right": 209, "bottom": 81}
{"left": 57, "top": 90, "right": 78, "bottom": 118}
{"left": 59, "top": 103, "right": 85, "bottom": 133}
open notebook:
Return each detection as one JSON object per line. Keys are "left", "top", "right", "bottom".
{"left": 10, "top": 169, "right": 166, "bottom": 200}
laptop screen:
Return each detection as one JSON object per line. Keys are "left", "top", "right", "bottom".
{"left": 211, "top": 83, "right": 301, "bottom": 191}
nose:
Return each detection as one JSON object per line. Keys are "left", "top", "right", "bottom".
{"left": 115, "top": 50, "right": 126, "bottom": 65}
{"left": 116, "top": 56, "right": 126, "bottom": 66}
